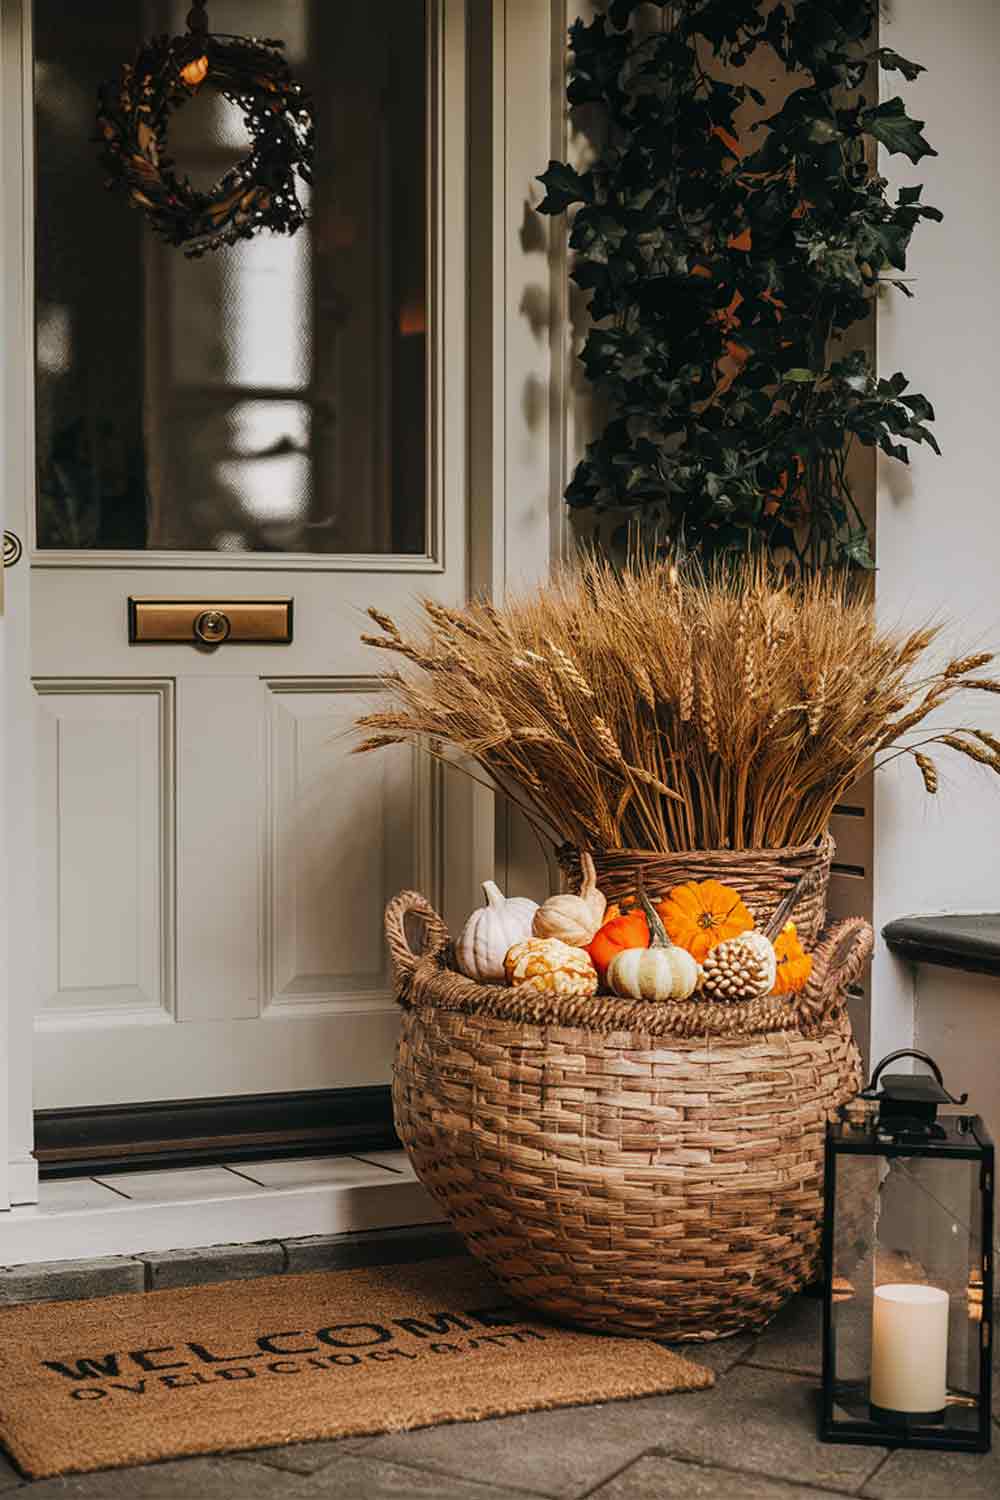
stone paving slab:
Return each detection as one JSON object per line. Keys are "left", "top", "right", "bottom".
{"left": 15, "top": 1456, "right": 303, "bottom": 1499}
{"left": 663, "top": 1333, "right": 757, "bottom": 1375}
{"left": 588, "top": 1453, "right": 860, "bottom": 1499}
{"left": 362, "top": 1392, "right": 711, "bottom": 1499}
{"left": 138, "top": 1241, "right": 286, "bottom": 1289}
{"left": 247, "top": 1439, "right": 378, "bottom": 1476}
{"left": 861, "top": 1443, "right": 1000, "bottom": 1499}
{"left": 0, "top": 1453, "right": 22, "bottom": 1494}
{"left": 296, "top": 1454, "right": 536, "bottom": 1497}
{"left": 657, "top": 1364, "right": 887, "bottom": 1494}
{"left": 743, "top": 1294, "right": 823, "bottom": 1377}
{"left": 0, "top": 1257, "right": 145, "bottom": 1306}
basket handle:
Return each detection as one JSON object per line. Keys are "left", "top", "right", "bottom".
{"left": 384, "top": 890, "right": 451, "bottom": 1000}
{"left": 791, "top": 917, "right": 874, "bottom": 1025}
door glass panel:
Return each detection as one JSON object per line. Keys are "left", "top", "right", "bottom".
{"left": 34, "top": 0, "right": 428, "bottom": 555}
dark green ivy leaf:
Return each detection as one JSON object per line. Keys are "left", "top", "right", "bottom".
{"left": 880, "top": 436, "right": 910, "bottom": 463}
{"left": 841, "top": 528, "right": 876, "bottom": 569}
{"left": 878, "top": 371, "right": 909, "bottom": 398}
{"left": 861, "top": 98, "right": 937, "bottom": 163}
{"left": 868, "top": 221, "right": 910, "bottom": 270}
{"left": 897, "top": 184, "right": 924, "bottom": 205}
{"left": 607, "top": 0, "right": 638, "bottom": 30}
{"left": 870, "top": 48, "right": 927, "bottom": 82}
{"left": 535, "top": 160, "right": 593, "bottom": 215}
{"left": 900, "top": 392, "right": 935, "bottom": 423}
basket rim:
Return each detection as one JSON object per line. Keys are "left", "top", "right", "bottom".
{"left": 556, "top": 831, "right": 835, "bottom": 864}
{"left": 396, "top": 917, "right": 872, "bottom": 1041}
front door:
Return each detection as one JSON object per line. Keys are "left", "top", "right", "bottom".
{"left": 24, "top": 0, "right": 477, "bottom": 1110}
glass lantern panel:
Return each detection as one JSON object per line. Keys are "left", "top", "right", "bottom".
{"left": 829, "top": 1144, "right": 984, "bottom": 1437}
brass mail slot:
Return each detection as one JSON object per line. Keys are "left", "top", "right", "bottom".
{"left": 128, "top": 597, "right": 293, "bottom": 646}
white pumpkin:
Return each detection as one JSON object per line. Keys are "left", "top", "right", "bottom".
{"left": 606, "top": 886, "right": 701, "bottom": 1002}
{"left": 607, "top": 942, "right": 701, "bottom": 1001}
{"left": 455, "top": 881, "right": 539, "bottom": 983}
{"left": 533, "top": 852, "right": 607, "bottom": 945}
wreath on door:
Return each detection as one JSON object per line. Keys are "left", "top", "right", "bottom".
{"left": 95, "top": 1, "right": 314, "bottom": 258}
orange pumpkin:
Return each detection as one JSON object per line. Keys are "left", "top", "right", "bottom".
{"left": 587, "top": 905, "right": 649, "bottom": 983}
{"left": 656, "top": 879, "right": 752, "bottom": 963}
{"left": 770, "top": 921, "right": 813, "bottom": 996}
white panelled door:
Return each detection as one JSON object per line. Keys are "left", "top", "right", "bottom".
{"left": 19, "top": 0, "right": 478, "bottom": 1109}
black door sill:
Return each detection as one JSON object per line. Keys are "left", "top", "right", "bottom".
{"left": 34, "top": 1085, "right": 398, "bottom": 1179}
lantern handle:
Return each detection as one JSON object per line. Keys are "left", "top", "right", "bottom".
{"left": 862, "top": 1049, "right": 968, "bottom": 1105}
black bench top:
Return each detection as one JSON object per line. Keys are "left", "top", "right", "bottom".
{"left": 882, "top": 913, "right": 1000, "bottom": 979}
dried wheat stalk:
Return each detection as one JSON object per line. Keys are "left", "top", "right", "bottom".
{"left": 352, "top": 557, "right": 1000, "bottom": 852}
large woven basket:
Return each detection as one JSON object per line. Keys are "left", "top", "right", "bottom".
{"left": 387, "top": 891, "right": 871, "bottom": 1341}
{"left": 558, "top": 832, "right": 835, "bottom": 946}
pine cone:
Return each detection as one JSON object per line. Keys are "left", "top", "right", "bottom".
{"left": 701, "top": 931, "right": 776, "bottom": 1004}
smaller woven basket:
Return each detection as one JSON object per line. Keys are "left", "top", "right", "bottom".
{"left": 387, "top": 890, "right": 871, "bottom": 1341}
{"left": 557, "top": 833, "right": 835, "bottom": 945}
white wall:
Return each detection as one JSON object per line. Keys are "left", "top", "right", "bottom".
{"left": 874, "top": 2, "right": 1000, "bottom": 1161}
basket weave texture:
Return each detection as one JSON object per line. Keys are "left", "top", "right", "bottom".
{"left": 557, "top": 833, "right": 835, "bottom": 946}
{"left": 387, "top": 889, "right": 870, "bottom": 1341}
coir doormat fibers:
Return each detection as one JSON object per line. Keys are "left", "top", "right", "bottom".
{"left": 0, "top": 1255, "right": 712, "bottom": 1479}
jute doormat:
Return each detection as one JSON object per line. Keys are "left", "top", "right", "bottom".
{"left": 0, "top": 1255, "right": 712, "bottom": 1480}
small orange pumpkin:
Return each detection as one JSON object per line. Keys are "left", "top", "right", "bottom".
{"left": 770, "top": 921, "right": 812, "bottom": 996}
{"left": 587, "top": 905, "right": 649, "bottom": 983}
{"left": 657, "top": 879, "right": 752, "bottom": 963}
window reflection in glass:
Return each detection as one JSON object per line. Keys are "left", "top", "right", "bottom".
{"left": 34, "top": 0, "right": 427, "bottom": 555}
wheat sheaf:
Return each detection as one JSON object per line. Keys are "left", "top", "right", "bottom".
{"left": 354, "top": 555, "right": 1000, "bottom": 854}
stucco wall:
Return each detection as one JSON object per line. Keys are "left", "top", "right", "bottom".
{"left": 874, "top": 2, "right": 1000, "bottom": 1165}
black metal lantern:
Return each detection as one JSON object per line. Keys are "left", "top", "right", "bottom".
{"left": 821, "top": 1050, "right": 994, "bottom": 1453}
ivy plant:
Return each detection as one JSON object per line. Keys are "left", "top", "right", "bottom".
{"left": 537, "top": 0, "right": 941, "bottom": 568}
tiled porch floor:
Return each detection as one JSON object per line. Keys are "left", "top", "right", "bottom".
{"left": 1, "top": 1293, "right": 996, "bottom": 1499}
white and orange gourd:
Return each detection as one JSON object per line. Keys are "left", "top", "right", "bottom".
{"left": 503, "top": 937, "right": 598, "bottom": 998}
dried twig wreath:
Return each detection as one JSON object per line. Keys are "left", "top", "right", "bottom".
{"left": 95, "top": 2, "right": 313, "bottom": 259}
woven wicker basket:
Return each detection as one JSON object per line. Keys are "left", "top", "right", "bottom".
{"left": 387, "top": 890, "right": 871, "bottom": 1341}
{"left": 558, "top": 833, "right": 835, "bottom": 946}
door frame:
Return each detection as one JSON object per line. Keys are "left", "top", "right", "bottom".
{"left": 1, "top": 0, "right": 575, "bottom": 1210}
{"left": 1, "top": 0, "right": 39, "bottom": 1208}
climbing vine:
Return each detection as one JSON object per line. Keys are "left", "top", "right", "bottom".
{"left": 537, "top": 0, "right": 941, "bottom": 567}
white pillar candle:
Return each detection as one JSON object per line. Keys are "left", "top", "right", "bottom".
{"left": 871, "top": 1283, "right": 949, "bottom": 1416}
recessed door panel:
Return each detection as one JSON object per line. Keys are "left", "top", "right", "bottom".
{"left": 35, "top": 682, "right": 173, "bottom": 1023}
{"left": 264, "top": 681, "right": 429, "bottom": 1014}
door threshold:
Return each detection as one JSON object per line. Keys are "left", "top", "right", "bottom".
{"left": 33, "top": 1086, "right": 397, "bottom": 1179}
{"left": 0, "top": 1151, "right": 443, "bottom": 1267}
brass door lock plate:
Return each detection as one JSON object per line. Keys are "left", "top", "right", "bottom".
{"left": 128, "top": 597, "right": 293, "bottom": 646}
